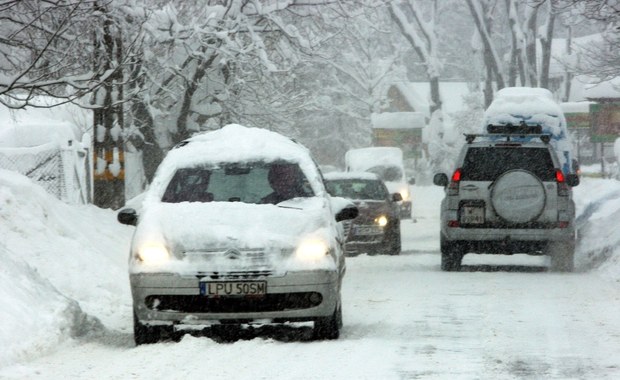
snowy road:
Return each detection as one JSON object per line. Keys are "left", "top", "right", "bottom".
{"left": 2, "top": 186, "right": 620, "bottom": 379}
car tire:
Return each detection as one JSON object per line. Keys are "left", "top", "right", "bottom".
{"left": 133, "top": 311, "right": 174, "bottom": 345}
{"left": 313, "top": 304, "right": 342, "bottom": 340}
{"left": 547, "top": 241, "right": 575, "bottom": 272}
{"left": 383, "top": 223, "right": 401, "bottom": 255}
{"left": 440, "top": 236, "right": 464, "bottom": 272}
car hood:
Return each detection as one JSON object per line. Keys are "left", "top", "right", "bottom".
{"left": 352, "top": 200, "right": 393, "bottom": 218}
{"left": 135, "top": 198, "right": 328, "bottom": 250}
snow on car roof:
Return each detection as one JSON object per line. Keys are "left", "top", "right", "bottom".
{"left": 146, "top": 124, "right": 324, "bottom": 201}
{"left": 323, "top": 171, "right": 379, "bottom": 181}
{"left": 483, "top": 87, "right": 566, "bottom": 136}
{"left": 345, "top": 147, "right": 404, "bottom": 172}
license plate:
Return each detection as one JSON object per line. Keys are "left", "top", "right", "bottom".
{"left": 353, "top": 225, "right": 382, "bottom": 235}
{"left": 460, "top": 205, "right": 484, "bottom": 224}
{"left": 200, "top": 281, "right": 267, "bottom": 297}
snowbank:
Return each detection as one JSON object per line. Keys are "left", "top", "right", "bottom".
{"left": 0, "top": 169, "right": 133, "bottom": 367}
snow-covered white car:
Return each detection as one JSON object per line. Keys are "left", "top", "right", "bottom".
{"left": 117, "top": 124, "right": 358, "bottom": 344}
{"left": 433, "top": 124, "right": 580, "bottom": 272}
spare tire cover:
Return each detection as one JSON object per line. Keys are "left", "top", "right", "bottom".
{"left": 490, "top": 169, "right": 546, "bottom": 223}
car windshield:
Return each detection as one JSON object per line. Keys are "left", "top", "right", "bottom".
{"left": 366, "top": 165, "right": 403, "bottom": 182}
{"left": 461, "top": 147, "right": 556, "bottom": 181}
{"left": 161, "top": 161, "right": 314, "bottom": 204}
{"left": 325, "top": 179, "right": 389, "bottom": 201}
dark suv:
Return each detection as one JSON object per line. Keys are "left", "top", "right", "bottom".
{"left": 433, "top": 125, "right": 579, "bottom": 272}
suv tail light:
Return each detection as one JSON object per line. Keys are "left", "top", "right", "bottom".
{"left": 556, "top": 169, "right": 569, "bottom": 196}
{"left": 448, "top": 168, "right": 462, "bottom": 195}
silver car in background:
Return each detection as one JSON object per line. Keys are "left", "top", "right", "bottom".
{"left": 118, "top": 124, "right": 357, "bottom": 344}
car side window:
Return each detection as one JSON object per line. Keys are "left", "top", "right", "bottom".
{"left": 162, "top": 168, "right": 213, "bottom": 203}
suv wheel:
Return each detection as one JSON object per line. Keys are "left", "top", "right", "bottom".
{"left": 547, "top": 241, "right": 575, "bottom": 272}
{"left": 133, "top": 311, "right": 174, "bottom": 345}
{"left": 313, "top": 304, "right": 342, "bottom": 340}
{"left": 440, "top": 236, "right": 464, "bottom": 272}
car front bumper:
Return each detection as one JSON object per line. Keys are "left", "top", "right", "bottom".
{"left": 131, "top": 269, "right": 341, "bottom": 326}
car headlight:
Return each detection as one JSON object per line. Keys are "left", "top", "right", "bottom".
{"left": 136, "top": 243, "right": 170, "bottom": 265}
{"left": 399, "top": 187, "right": 409, "bottom": 201}
{"left": 375, "top": 215, "right": 388, "bottom": 227}
{"left": 295, "top": 239, "right": 329, "bottom": 261}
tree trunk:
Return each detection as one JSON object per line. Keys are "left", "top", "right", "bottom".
{"left": 539, "top": 6, "right": 556, "bottom": 89}
{"left": 172, "top": 53, "right": 218, "bottom": 144}
{"left": 92, "top": 3, "right": 125, "bottom": 209}
{"left": 524, "top": 8, "right": 539, "bottom": 86}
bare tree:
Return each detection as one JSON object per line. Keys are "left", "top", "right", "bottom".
{"left": 389, "top": 0, "right": 443, "bottom": 114}
{"left": 562, "top": 0, "right": 620, "bottom": 81}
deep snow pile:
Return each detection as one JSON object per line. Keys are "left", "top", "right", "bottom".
{"left": 0, "top": 170, "right": 619, "bottom": 369}
{"left": 0, "top": 169, "right": 133, "bottom": 366}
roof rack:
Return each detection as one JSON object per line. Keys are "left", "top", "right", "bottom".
{"left": 463, "top": 123, "right": 550, "bottom": 144}
{"left": 487, "top": 122, "right": 543, "bottom": 135}
{"left": 464, "top": 133, "right": 551, "bottom": 144}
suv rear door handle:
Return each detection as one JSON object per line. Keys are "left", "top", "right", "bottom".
{"left": 461, "top": 184, "right": 479, "bottom": 191}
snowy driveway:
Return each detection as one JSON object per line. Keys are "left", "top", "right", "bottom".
{"left": 1, "top": 185, "right": 619, "bottom": 379}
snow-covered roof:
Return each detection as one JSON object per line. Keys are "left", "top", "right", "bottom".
{"left": 371, "top": 112, "right": 425, "bottom": 129}
{"left": 393, "top": 82, "right": 430, "bottom": 119}
{"left": 391, "top": 82, "right": 473, "bottom": 126}
{"left": 583, "top": 77, "right": 620, "bottom": 99}
{"left": 561, "top": 101, "right": 594, "bottom": 114}
{"left": 0, "top": 96, "right": 91, "bottom": 148}
{"left": 323, "top": 171, "right": 379, "bottom": 181}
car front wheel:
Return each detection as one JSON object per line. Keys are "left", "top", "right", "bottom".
{"left": 133, "top": 311, "right": 174, "bottom": 345}
{"left": 383, "top": 223, "right": 401, "bottom": 255}
{"left": 313, "top": 304, "right": 342, "bottom": 340}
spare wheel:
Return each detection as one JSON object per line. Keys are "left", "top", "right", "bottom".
{"left": 490, "top": 169, "right": 546, "bottom": 223}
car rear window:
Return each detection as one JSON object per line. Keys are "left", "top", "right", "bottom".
{"left": 461, "top": 147, "right": 556, "bottom": 181}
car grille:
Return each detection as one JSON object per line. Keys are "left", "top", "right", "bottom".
{"left": 196, "top": 270, "right": 274, "bottom": 280}
{"left": 184, "top": 248, "right": 276, "bottom": 268}
{"left": 144, "top": 292, "right": 322, "bottom": 313}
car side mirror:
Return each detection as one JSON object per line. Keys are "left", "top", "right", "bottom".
{"left": 117, "top": 208, "right": 138, "bottom": 226}
{"left": 433, "top": 173, "right": 449, "bottom": 187}
{"left": 336, "top": 206, "right": 359, "bottom": 222}
{"left": 566, "top": 173, "right": 580, "bottom": 187}
{"left": 392, "top": 192, "right": 403, "bottom": 202}
{"left": 408, "top": 177, "right": 416, "bottom": 185}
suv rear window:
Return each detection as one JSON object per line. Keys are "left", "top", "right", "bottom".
{"left": 461, "top": 147, "right": 555, "bottom": 181}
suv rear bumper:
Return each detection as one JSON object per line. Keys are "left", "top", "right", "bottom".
{"left": 443, "top": 226, "right": 574, "bottom": 242}
{"left": 442, "top": 227, "right": 574, "bottom": 255}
